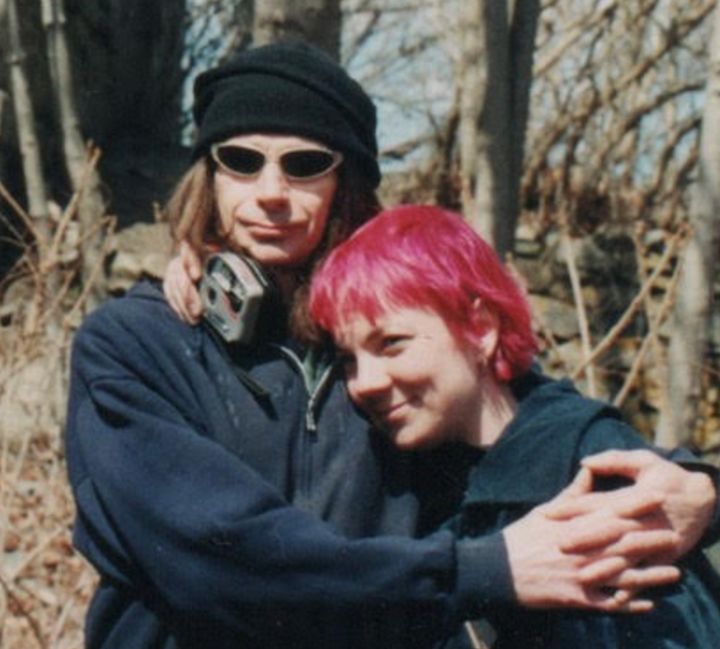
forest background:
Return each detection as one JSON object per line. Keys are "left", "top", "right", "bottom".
{"left": 1, "top": 0, "right": 720, "bottom": 646}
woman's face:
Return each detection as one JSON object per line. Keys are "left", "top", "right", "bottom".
{"left": 213, "top": 133, "right": 339, "bottom": 268}
{"left": 334, "top": 306, "right": 488, "bottom": 450}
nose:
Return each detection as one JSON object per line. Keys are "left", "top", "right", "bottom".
{"left": 256, "top": 161, "right": 289, "bottom": 209}
{"left": 347, "top": 355, "right": 392, "bottom": 405}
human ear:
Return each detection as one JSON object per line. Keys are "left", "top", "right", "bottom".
{"left": 470, "top": 298, "right": 500, "bottom": 364}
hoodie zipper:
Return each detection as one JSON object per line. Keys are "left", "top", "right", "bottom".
{"left": 271, "top": 344, "right": 335, "bottom": 434}
{"left": 272, "top": 344, "right": 337, "bottom": 500}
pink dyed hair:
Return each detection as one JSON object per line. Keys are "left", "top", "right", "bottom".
{"left": 309, "top": 204, "right": 538, "bottom": 382}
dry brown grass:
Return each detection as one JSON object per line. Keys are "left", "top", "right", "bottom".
{"left": 0, "top": 311, "right": 98, "bottom": 648}
{"left": 0, "top": 427, "right": 96, "bottom": 648}
{"left": 1, "top": 166, "right": 110, "bottom": 647}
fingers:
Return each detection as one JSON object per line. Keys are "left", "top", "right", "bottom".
{"left": 568, "top": 524, "right": 678, "bottom": 565}
{"left": 543, "top": 466, "right": 664, "bottom": 522}
{"left": 607, "top": 488, "right": 665, "bottom": 519}
{"left": 581, "top": 562, "right": 680, "bottom": 593}
{"left": 606, "top": 528, "right": 679, "bottom": 558}
{"left": 578, "top": 554, "right": 680, "bottom": 587}
{"left": 558, "top": 516, "right": 630, "bottom": 553}
{"left": 581, "top": 449, "right": 659, "bottom": 479}
{"left": 181, "top": 270, "right": 204, "bottom": 322}
{"left": 549, "top": 486, "right": 664, "bottom": 526}
{"left": 594, "top": 593, "right": 655, "bottom": 614}
{"left": 620, "top": 599, "right": 655, "bottom": 613}
{"left": 578, "top": 556, "right": 630, "bottom": 584}
{"left": 163, "top": 255, "right": 203, "bottom": 324}
{"left": 585, "top": 586, "right": 659, "bottom": 614}
{"left": 558, "top": 504, "right": 669, "bottom": 554}
{"left": 180, "top": 240, "right": 203, "bottom": 281}
{"left": 576, "top": 528, "right": 681, "bottom": 588}
{"left": 612, "top": 565, "right": 681, "bottom": 590}
{"left": 561, "top": 466, "right": 594, "bottom": 497}
{"left": 543, "top": 484, "right": 610, "bottom": 521}
{"left": 543, "top": 492, "right": 602, "bottom": 520}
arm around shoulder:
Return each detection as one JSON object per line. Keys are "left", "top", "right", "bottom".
{"left": 66, "top": 293, "right": 496, "bottom": 642}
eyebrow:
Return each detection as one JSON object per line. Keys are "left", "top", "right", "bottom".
{"left": 334, "top": 324, "right": 383, "bottom": 353}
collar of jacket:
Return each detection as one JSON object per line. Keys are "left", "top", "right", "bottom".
{"left": 461, "top": 372, "right": 620, "bottom": 507}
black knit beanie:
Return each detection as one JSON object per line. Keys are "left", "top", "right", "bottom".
{"left": 192, "top": 41, "right": 380, "bottom": 188}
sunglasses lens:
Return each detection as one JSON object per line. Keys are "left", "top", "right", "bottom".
{"left": 281, "top": 150, "right": 337, "bottom": 179}
{"left": 215, "top": 146, "right": 265, "bottom": 175}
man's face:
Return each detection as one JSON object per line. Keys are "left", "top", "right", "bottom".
{"left": 213, "top": 133, "right": 339, "bottom": 268}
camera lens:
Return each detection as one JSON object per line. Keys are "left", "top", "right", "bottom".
{"left": 228, "top": 293, "right": 243, "bottom": 313}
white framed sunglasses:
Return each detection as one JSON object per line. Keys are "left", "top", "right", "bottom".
{"left": 210, "top": 142, "right": 343, "bottom": 182}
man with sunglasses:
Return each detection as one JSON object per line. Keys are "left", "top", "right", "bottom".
{"left": 65, "top": 41, "right": 720, "bottom": 649}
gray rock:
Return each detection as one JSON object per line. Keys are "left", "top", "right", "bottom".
{"left": 107, "top": 222, "right": 173, "bottom": 293}
{"left": 529, "top": 294, "right": 581, "bottom": 340}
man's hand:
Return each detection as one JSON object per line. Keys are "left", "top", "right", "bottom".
{"left": 503, "top": 468, "right": 681, "bottom": 612}
{"left": 163, "top": 241, "right": 204, "bottom": 324}
{"left": 580, "top": 450, "right": 715, "bottom": 559}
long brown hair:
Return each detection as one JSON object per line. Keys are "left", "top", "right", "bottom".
{"left": 164, "top": 155, "right": 381, "bottom": 343}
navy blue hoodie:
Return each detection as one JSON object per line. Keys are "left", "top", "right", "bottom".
{"left": 65, "top": 283, "right": 511, "bottom": 648}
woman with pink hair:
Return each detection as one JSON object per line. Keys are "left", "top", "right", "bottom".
{"left": 309, "top": 204, "right": 720, "bottom": 648}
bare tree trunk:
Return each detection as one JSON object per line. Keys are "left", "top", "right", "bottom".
{"left": 656, "top": 3, "right": 720, "bottom": 448}
{"left": 253, "top": 0, "right": 341, "bottom": 59}
{"left": 5, "top": 0, "right": 50, "bottom": 238}
{"left": 507, "top": 0, "right": 540, "bottom": 251}
{"left": 458, "top": 0, "right": 487, "bottom": 233}
{"left": 42, "top": 0, "right": 107, "bottom": 303}
{"left": 5, "top": 0, "right": 65, "bottom": 334}
{"left": 459, "top": 0, "right": 539, "bottom": 257}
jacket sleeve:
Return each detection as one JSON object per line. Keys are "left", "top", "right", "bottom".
{"left": 65, "top": 303, "right": 511, "bottom": 643}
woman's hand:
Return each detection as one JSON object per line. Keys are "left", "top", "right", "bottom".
{"left": 503, "top": 467, "right": 682, "bottom": 612}
{"left": 163, "top": 241, "right": 204, "bottom": 324}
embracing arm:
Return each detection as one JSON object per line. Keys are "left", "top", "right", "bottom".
{"left": 66, "top": 303, "right": 507, "bottom": 644}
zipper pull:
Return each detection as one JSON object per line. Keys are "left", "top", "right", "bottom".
{"left": 305, "top": 408, "right": 317, "bottom": 433}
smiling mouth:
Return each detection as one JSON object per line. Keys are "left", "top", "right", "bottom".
{"left": 243, "top": 223, "right": 297, "bottom": 239}
{"left": 374, "top": 402, "right": 407, "bottom": 424}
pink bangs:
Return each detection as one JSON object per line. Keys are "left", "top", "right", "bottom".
{"left": 309, "top": 205, "right": 538, "bottom": 381}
